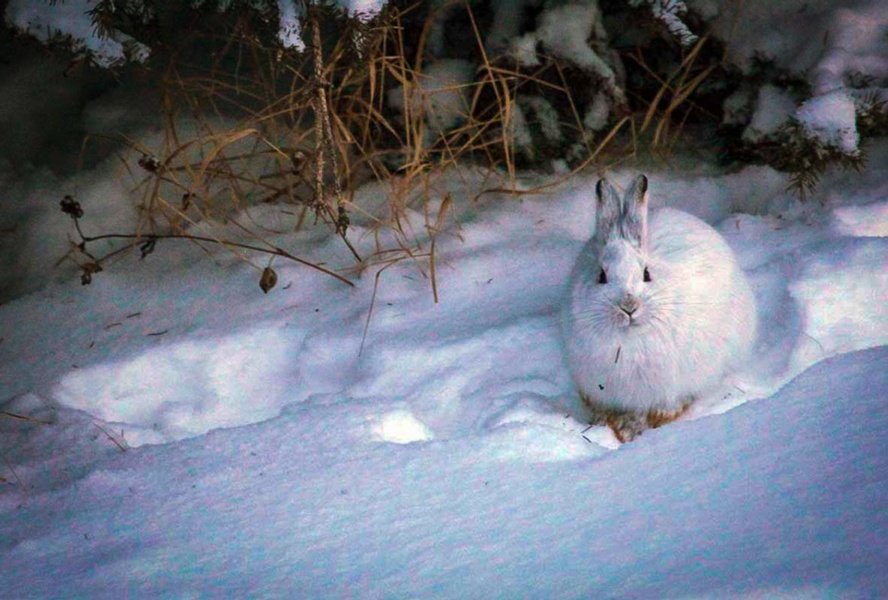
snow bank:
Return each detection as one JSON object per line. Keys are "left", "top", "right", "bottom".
{"left": 789, "top": 238, "right": 888, "bottom": 373}
{"left": 2, "top": 344, "right": 885, "bottom": 597}
{"left": 1, "top": 6, "right": 886, "bottom": 593}
{"left": 3, "top": 152, "right": 886, "bottom": 447}
{"left": 1, "top": 94, "right": 886, "bottom": 600}
{"left": 831, "top": 200, "right": 888, "bottom": 238}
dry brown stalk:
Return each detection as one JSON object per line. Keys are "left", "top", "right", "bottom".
{"left": 75, "top": 2, "right": 708, "bottom": 301}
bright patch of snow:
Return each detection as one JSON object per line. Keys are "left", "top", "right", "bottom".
{"left": 53, "top": 326, "right": 299, "bottom": 445}
{"left": 345, "top": 0, "right": 387, "bottom": 19}
{"left": 276, "top": 0, "right": 306, "bottom": 50}
{"left": 788, "top": 239, "right": 888, "bottom": 374}
{"left": 796, "top": 90, "right": 860, "bottom": 154}
{"left": 534, "top": 2, "right": 623, "bottom": 102}
{"left": 371, "top": 410, "right": 434, "bottom": 444}
{"left": 832, "top": 201, "right": 888, "bottom": 238}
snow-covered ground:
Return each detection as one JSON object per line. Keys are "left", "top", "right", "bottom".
{"left": 2, "top": 136, "right": 887, "bottom": 596}
{"left": 2, "top": 8, "right": 888, "bottom": 595}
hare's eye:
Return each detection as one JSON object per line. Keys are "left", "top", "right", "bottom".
{"left": 643, "top": 267, "right": 652, "bottom": 283}
{"left": 597, "top": 269, "right": 608, "bottom": 285}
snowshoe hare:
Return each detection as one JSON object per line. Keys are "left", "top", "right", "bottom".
{"left": 561, "top": 175, "right": 757, "bottom": 442}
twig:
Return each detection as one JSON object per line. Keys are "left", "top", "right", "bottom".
{"left": 70, "top": 222, "right": 354, "bottom": 287}
{"left": 93, "top": 422, "right": 127, "bottom": 453}
{"left": 0, "top": 411, "right": 50, "bottom": 425}
{"left": 0, "top": 451, "right": 26, "bottom": 499}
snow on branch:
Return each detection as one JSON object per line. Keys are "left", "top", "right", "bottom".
{"left": 5, "top": 0, "right": 151, "bottom": 67}
{"left": 629, "top": 0, "right": 698, "bottom": 47}
{"left": 276, "top": 0, "right": 305, "bottom": 50}
{"left": 4, "top": 0, "right": 389, "bottom": 67}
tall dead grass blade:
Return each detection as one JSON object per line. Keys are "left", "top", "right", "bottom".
{"left": 358, "top": 253, "right": 428, "bottom": 356}
{"left": 427, "top": 193, "right": 452, "bottom": 304}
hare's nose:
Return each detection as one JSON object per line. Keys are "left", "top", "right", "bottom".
{"left": 619, "top": 294, "right": 639, "bottom": 315}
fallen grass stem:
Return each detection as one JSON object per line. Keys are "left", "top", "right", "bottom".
{"left": 93, "top": 422, "right": 128, "bottom": 453}
{"left": 0, "top": 411, "right": 51, "bottom": 425}
{"left": 69, "top": 215, "right": 354, "bottom": 287}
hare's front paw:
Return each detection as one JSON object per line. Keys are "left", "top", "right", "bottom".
{"left": 581, "top": 393, "right": 694, "bottom": 443}
{"left": 605, "top": 412, "right": 648, "bottom": 443}
{"left": 580, "top": 394, "right": 647, "bottom": 443}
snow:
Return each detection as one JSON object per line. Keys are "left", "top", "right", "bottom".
{"left": 688, "top": 0, "right": 888, "bottom": 154}
{"left": 742, "top": 84, "right": 796, "bottom": 142}
{"left": 796, "top": 91, "right": 860, "bottom": 154}
{"left": 4, "top": 0, "right": 385, "bottom": 58}
{"left": 276, "top": 0, "right": 306, "bottom": 51}
{"left": 787, "top": 238, "right": 888, "bottom": 373}
{"left": 832, "top": 200, "right": 888, "bottom": 238}
{"left": 2, "top": 7, "right": 888, "bottom": 598}
{"left": 807, "top": 0, "right": 888, "bottom": 97}
{"left": 583, "top": 91, "right": 611, "bottom": 133}
{"left": 2, "top": 125, "right": 887, "bottom": 594}
{"left": 276, "top": 0, "right": 385, "bottom": 50}
{"left": 533, "top": 2, "right": 622, "bottom": 103}
{"left": 629, "top": 0, "right": 698, "bottom": 47}
{"left": 508, "top": 32, "right": 542, "bottom": 67}
{"left": 344, "top": 0, "right": 387, "bottom": 19}
{"left": 2, "top": 340, "right": 886, "bottom": 596}
{"left": 487, "top": 0, "right": 536, "bottom": 54}
{"left": 387, "top": 59, "right": 476, "bottom": 141}
{"left": 5, "top": 0, "right": 149, "bottom": 67}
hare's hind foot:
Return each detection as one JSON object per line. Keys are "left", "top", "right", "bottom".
{"left": 581, "top": 394, "right": 694, "bottom": 443}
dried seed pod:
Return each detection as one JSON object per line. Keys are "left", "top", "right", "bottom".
{"left": 138, "top": 154, "right": 160, "bottom": 173}
{"left": 60, "top": 195, "right": 84, "bottom": 219}
{"left": 259, "top": 267, "right": 278, "bottom": 294}
{"left": 81, "top": 263, "right": 103, "bottom": 285}
{"left": 139, "top": 239, "right": 156, "bottom": 260}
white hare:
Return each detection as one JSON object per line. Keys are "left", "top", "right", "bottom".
{"left": 561, "top": 175, "right": 757, "bottom": 441}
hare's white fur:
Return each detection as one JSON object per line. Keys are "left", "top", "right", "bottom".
{"left": 561, "top": 175, "right": 757, "bottom": 414}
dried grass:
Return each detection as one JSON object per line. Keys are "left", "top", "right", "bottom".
{"left": 70, "top": 2, "right": 715, "bottom": 295}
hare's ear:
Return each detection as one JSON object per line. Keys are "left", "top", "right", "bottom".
{"left": 622, "top": 174, "right": 649, "bottom": 249}
{"left": 594, "top": 178, "right": 621, "bottom": 244}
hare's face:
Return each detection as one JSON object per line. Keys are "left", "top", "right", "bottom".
{"left": 599, "top": 238, "right": 652, "bottom": 329}
{"left": 574, "top": 174, "right": 658, "bottom": 334}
